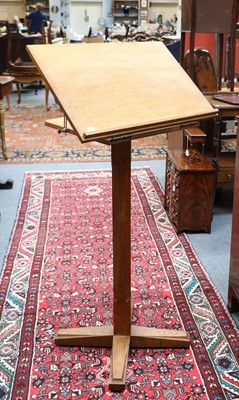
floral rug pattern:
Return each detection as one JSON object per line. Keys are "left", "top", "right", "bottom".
{"left": 2, "top": 105, "right": 168, "bottom": 163}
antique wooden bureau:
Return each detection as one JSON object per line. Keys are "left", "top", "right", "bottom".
{"left": 164, "top": 149, "right": 216, "bottom": 233}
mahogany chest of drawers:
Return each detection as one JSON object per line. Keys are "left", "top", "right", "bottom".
{"left": 164, "top": 149, "right": 216, "bottom": 233}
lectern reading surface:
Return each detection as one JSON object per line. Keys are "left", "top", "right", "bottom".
{"left": 27, "top": 42, "right": 217, "bottom": 391}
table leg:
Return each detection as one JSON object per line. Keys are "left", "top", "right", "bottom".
{"left": 45, "top": 86, "right": 50, "bottom": 110}
{"left": 55, "top": 140, "right": 190, "bottom": 392}
{"left": 16, "top": 82, "right": 21, "bottom": 104}
{"left": 0, "top": 99, "right": 8, "bottom": 160}
{"left": 6, "top": 95, "right": 10, "bottom": 110}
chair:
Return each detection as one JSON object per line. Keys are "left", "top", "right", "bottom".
{"left": 180, "top": 0, "right": 238, "bottom": 92}
{"left": 2, "top": 22, "right": 49, "bottom": 109}
{"left": 41, "top": 21, "right": 55, "bottom": 44}
{"left": 184, "top": 48, "right": 218, "bottom": 92}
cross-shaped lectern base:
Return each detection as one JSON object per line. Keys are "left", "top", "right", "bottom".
{"left": 55, "top": 140, "right": 190, "bottom": 392}
{"left": 55, "top": 325, "right": 190, "bottom": 391}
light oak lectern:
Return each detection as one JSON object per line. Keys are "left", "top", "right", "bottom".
{"left": 27, "top": 42, "right": 217, "bottom": 391}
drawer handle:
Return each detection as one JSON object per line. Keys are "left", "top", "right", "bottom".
{"left": 227, "top": 174, "right": 233, "bottom": 181}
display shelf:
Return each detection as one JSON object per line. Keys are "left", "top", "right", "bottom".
{"left": 113, "top": 0, "right": 139, "bottom": 26}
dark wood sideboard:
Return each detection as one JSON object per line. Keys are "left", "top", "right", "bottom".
{"left": 228, "top": 116, "right": 239, "bottom": 312}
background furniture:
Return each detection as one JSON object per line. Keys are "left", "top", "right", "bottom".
{"left": 113, "top": 0, "right": 139, "bottom": 27}
{"left": 2, "top": 23, "right": 49, "bottom": 109}
{"left": 202, "top": 95, "right": 239, "bottom": 188}
{"left": 0, "top": 76, "right": 14, "bottom": 160}
{"left": 183, "top": 127, "right": 206, "bottom": 162}
{"left": 27, "top": 41, "right": 217, "bottom": 391}
{"left": 164, "top": 149, "right": 215, "bottom": 233}
{"left": 180, "top": 0, "right": 238, "bottom": 91}
{"left": 228, "top": 116, "right": 239, "bottom": 313}
{"left": 167, "top": 96, "right": 239, "bottom": 189}
{"left": 184, "top": 48, "right": 218, "bottom": 92}
{"left": 83, "top": 35, "right": 104, "bottom": 43}
{"left": 180, "top": 1, "right": 239, "bottom": 189}
{"left": 0, "top": 22, "right": 42, "bottom": 74}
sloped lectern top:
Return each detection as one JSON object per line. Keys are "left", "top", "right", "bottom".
{"left": 27, "top": 42, "right": 217, "bottom": 143}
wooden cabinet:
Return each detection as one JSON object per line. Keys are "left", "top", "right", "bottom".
{"left": 228, "top": 116, "right": 239, "bottom": 313}
{"left": 164, "top": 149, "right": 215, "bottom": 233}
{"left": 113, "top": 0, "right": 139, "bottom": 26}
{"left": 202, "top": 95, "right": 239, "bottom": 188}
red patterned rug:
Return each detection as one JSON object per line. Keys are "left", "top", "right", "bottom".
{"left": 0, "top": 168, "right": 239, "bottom": 399}
{"left": 2, "top": 105, "right": 167, "bottom": 163}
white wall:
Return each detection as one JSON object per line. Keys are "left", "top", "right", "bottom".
{"left": 1, "top": 0, "right": 25, "bottom": 21}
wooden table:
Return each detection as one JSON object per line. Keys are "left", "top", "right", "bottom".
{"left": 27, "top": 42, "right": 217, "bottom": 391}
{"left": 3, "top": 67, "right": 50, "bottom": 110}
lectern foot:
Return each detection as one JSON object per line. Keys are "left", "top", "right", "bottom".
{"left": 130, "top": 326, "right": 190, "bottom": 348}
{"left": 109, "top": 335, "right": 130, "bottom": 391}
{"left": 55, "top": 326, "right": 113, "bottom": 347}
